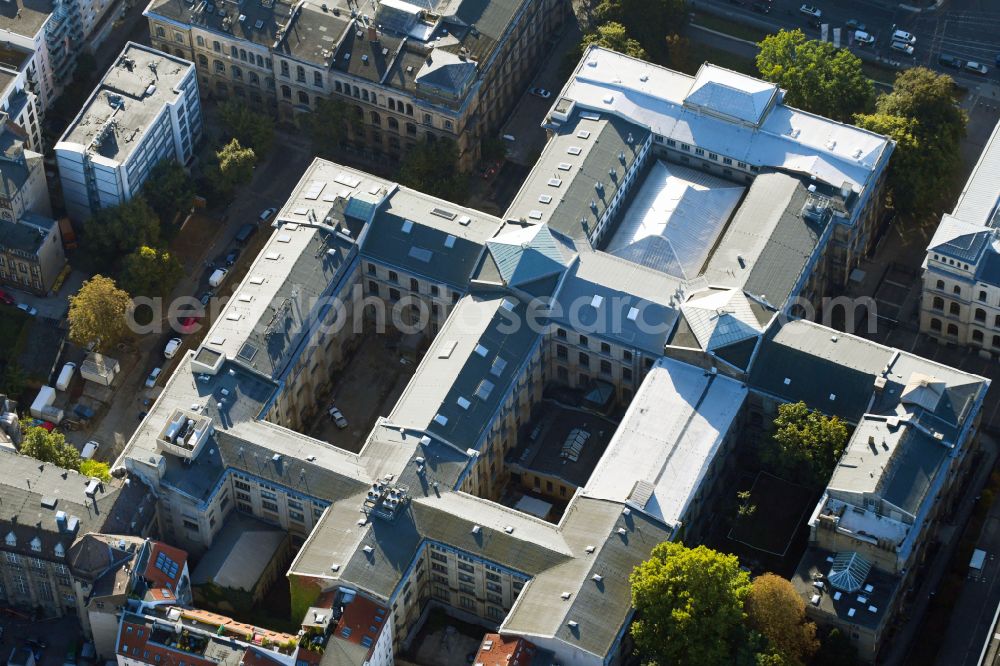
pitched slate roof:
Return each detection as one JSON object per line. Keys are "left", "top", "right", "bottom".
{"left": 486, "top": 224, "right": 573, "bottom": 288}
{"left": 680, "top": 288, "right": 763, "bottom": 351}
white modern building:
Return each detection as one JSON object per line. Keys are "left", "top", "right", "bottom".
{"left": 920, "top": 119, "right": 1000, "bottom": 351}
{"left": 55, "top": 42, "right": 201, "bottom": 221}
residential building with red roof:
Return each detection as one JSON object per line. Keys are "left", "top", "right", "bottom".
{"left": 472, "top": 634, "right": 553, "bottom": 666}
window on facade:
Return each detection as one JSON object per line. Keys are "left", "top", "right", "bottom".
{"left": 231, "top": 65, "right": 242, "bottom": 79}
{"left": 932, "top": 296, "right": 944, "bottom": 310}
{"left": 249, "top": 72, "right": 259, "bottom": 85}
{"left": 409, "top": 278, "right": 419, "bottom": 291}
{"left": 600, "top": 360, "right": 612, "bottom": 375}
{"left": 239, "top": 48, "right": 247, "bottom": 61}
{"left": 314, "top": 71, "right": 322, "bottom": 87}
{"left": 979, "top": 290, "right": 988, "bottom": 302}
{"left": 389, "top": 288, "right": 401, "bottom": 302}
{"left": 280, "top": 60, "right": 289, "bottom": 76}
{"left": 623, "top": 367, "right": 632, "bottom": 381}
{"left": 935, "top": 279, "right": 944, "bottom": 290}
{"left": 600, "top": 342, "right": 611, "bottom": 354}
{"left": 298, "top": 91, "right": 309, "bottom": 105}
{"left": 947, "top": 323, "right": 959, "bottom": 336}
{"left": 296, "top": 65, "right": 306, "bottom": 82}
{"left": 214, "top": 60, "right": 225, "bottom": 73}
{"left": 953, "top": 285, "right": 961, "bottom": 295}
{"left": 973, "top": 330, "right": 984, "bottom": 343}
{"left": 230, "top": 45, "right": 238, "bottom": 57}
{"left": 931, "top": 317, "right": 942, "bottom": 331}
{"left": 196, "top": 35, "right": 205, "bottom": 47}
{"left": 423, "top": 113, "right": 433, "bottom": 125}
{"left": 197, "top": 54, "right": 208, "bottom": 67}
{"left": 976, "top": 308, "right": 987, "bottom": 322}
{"left": 579, "top": 352, "right": 589, "bottom": 367}
{"left": 281, "top": 85, "right": 291, "bottom": 99}
{"left": 950, "top": 303, "right": 961, "bottom": 315}
{"left": 557, "top": 345, "right": 567, "bottom": 359}
{"left": 406, "top": 122, "right": 417, "bottom": 136}
{"left": 156, "top": 26, "right": 165, "bottom": 37}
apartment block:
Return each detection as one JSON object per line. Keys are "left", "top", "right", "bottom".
{"left": 0, "top": 114, "right": 51, "bottom": 221}
{"left": 920, "top": 119, "right": 1000, "bottom": 350}
{"left": 55, "top": 42, "right": 201, "bottom": 222}
{"left": 0, "top": 449, "right": 156, "bottom": 619}
{"left": 0, "top": 212, "right": 65, "bottom": 294}
{"left": 144, "top": 0, "right": 568, "bottom": 170}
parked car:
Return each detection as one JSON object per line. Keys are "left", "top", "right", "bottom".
{"left": 891, "top": 29, "right": 916, "bottom": 45}
{"left": 144, "top": 367, "right": 162, "bottom": 388}
{"left": 890, "top": 40, "right": 914, "bottom": 56}
{"left": 529, "top": 87, "right": 551, "bottom": 99}
{"left": 854, "top": 30, "right": 875, "bottom": 45}
{"left": 235, "top": 223, "right": 257, "bottom": 244}
{"left": 799, "top": 4, "right": 821, "bottom": 18}
{"left": 966, "top": 61, "right": 989, "bottom": 75}
{"left": 80, "top": 440, "right": 99, "bottom": 460}
{"left": 164, "top": 337, "right": 182, "bottom": 359}
{"left": 209, "top": 268, "right": 228, "bottom": 288}
{"left": 328, "top": 406, "right": 348, "bottom": 429}
{"left": 199, "top": 290, "right": 213, "bottom": 306}
{"left": 845, "top": 18, "right": 866, "bottom": 31}
{"left": 16, "top": 303, "right": 37, "bottom": 316}
{"left": 939, "top": 54, "right": 965, "bottom": 69}
{"left": 178, "top": 315, "right": 201, "bottom": 334}
{"left": 258, "top": 207, "right": 277, "bottom": 224}
{"left": 225, "top": 248, "right": 240, "bottom": 267}
{"left": 0, "top": 289, "right": 15, "bottom": 305}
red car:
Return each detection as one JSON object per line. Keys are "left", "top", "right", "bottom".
{"left": 0, "top": 289, "right": 15, "bottom": 305}
{"left": 178, "top": 315, "right": 202, "bottom": 334}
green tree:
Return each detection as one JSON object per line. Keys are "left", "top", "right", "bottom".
{"left": 0, "top": 363, "right": 26, "bottom": 398}
{"left": 218, "top": 101, "right": 275, "bottom": 156}
{"left": 630, "top": 541, "right": 752, "bottom": 665}
{"left": 209, "top": 139, "right": 257, "bottom": 197}
{"left": 20, "top": 426, "right": 81, "bottom": 470}
{"left": 399, "top": 139, "right": 468, "bottom": 203}
{"left": 68, "top": 275, "right": 133, "bottom": 352}
{"left": 142, "top": 160, "right": 195, "bottom": 224}
{"left": 855, "top": 67, "right": 966, "bottom": 214}
{"left": 665, "top": 32, "right": 692, "bottom": 71}
{"left": 756, "top": 30, "right": 874, "bottom": 122}
{"left": 763, "top": 401, "right": 849, "bottom": 487}
{"left": 307, "top": 97, "right": 350, "bottom": 159}
{"left": 811, "top": 627, "right": 859, "bottom": 666}
{"left": 594, "top": 0, "right": 686, "bottom": 61}
{"left": 83, "top": 197, "right": 161, "bottom": 268}
{"left": 581, "top": 21, "right": 648, "bottom": 60}
{"left": 121, "top": 245, "right": 184, "bottom": 298}
{"left": 746, "top": 574, "right": 818, "bottom": 665}
{"left": 80, "top": 459, "right": 112, "bottom": 482}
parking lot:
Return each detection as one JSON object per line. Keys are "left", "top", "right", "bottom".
{"left": 306, "top": 334, "right": 417, "bottom": 453}
{"left": 0, "top": 614, "right": 82, "bottom": 666}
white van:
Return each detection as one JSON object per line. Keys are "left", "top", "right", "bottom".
{"left": 80, "top": 440, "right": 99, "bottom": 460}
{"left": 209, "top": 268, "right": 228, "bottom": 288}
{"left": 890, "top": 40, "right": 914, "bottom": 56}
{"left": 891, "top": 29, "right": 916, "bottom": 44}
{"left": 56, "top": 362, "right": 76, "bottom": 391}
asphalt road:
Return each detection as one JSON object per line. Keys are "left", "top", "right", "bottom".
{"left": 694, "top": 0, "right": 1000, "bottom": 86}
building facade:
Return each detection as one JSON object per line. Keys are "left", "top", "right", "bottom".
{"left": 0, "top": 213, "right": 65, "bottom": 294}
{"left": 144, "top": 0, "right": 568, "bottom": 170}
{"left": 920, "top": 119, "right": 1000, "bottom": 350}
{"left": 55, "top": 42, "right": 201, "bottom": 221}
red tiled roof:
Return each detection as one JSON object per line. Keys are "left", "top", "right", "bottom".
{"left": 240, "top": 648, "right": 285, "bottom": 666}
{"left": 147, "top": 588, "right": 176, "bottom": 602}
{"left": 144, "top": 542, "right": 188, "bottom": 589}
{"left": 473, "top": 634, "right": 539, "bottom": 666}
{"left": 332, "top": 596, "right": 388, "bottom": 656}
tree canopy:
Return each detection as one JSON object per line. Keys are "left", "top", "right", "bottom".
{"left": 307, "top": 97, "right": 350, "bottom": 159}
{"left": 209, "top": 139, "right": 257, "bottom": 197}
{"left": 142, "top": 160, "right": 195, "bottom": 224}
{"left": 581, "top": 21, "right": 647, "bottom": 60}
{"left": 398, "top": 139, "right": 468, "bottom": 203}
{"left": 83, "top": 197, "right": 161, "bottom": 269}
{"left": 80, "top": 459, "right": 112, "bottom": 482}
{"left": 218, "top": 101, "right": 275, "bottom": 156}
{"left": 630, "top": 541, "right": 752, "bottom": 665}
{"left": 746, "top": 574, "right": 819, "bottom": 665}
{"left": 763, "top": 401, "right": 849, "bottom": 488}
{"left": 593, "top": 0, "right": 686, "bottom": 61}
{"left": 20, "top": 427, "right": 81, "bottom": 470}
{"left": 756, "top": 30, "right": 874, "bottom": 122}
{"left": 68, "top": 275, "right": 133, "bottom": 352}
{"left": 121, "top": 245, "right": 184, "bottom": 299}
{"left": 855, "top": 67, "right": 966, "bottom": 214}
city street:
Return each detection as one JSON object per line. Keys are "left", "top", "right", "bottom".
{"left": 693, "top": 0, "right": 1000, "bottom": 86}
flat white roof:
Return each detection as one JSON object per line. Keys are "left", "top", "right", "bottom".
{"left": 564, "top": 48, "right": 891, "bottom": 192}
{"left": 583, "top": 357, "right": 747, "bottom": 526}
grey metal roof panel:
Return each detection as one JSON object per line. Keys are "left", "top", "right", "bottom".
{"left": 145, "top": 0, "right": 291, "bottom": 50}
{"left": 389, "top": 294, "right": 542, "bottom": 448}
{"left": 953, "top": 119, "right": 1000, "bottom": 226}
{"left": 362, "top": 188, "right": 500, "bottom": 288}
{"left": 505, "top": 112, "right": 648, "bottom": 242}
{"left": 748, "top": 319, "right": 889, "bottom": 422}
{"left": 551, "top": 250, "right": 682, "bottom": 355}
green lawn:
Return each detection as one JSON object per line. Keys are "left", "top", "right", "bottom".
{"left": 728, "top": 472, "right": 816, "bottom": 556}
{"left": 683, "top": 41, "right": 759, "bottom": 77}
